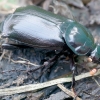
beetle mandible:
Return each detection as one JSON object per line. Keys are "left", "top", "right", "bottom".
{"left": 1, "top": 5, "right": 100, "bottom": 89}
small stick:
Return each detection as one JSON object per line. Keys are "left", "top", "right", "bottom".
{"left": 4, "top": 56, "right": 40, "bottom": 67}
{"left": 57, "top": 84, "right": 82, "bottom": 100}
{"left": 0, "top": 50, "right": 6, "bottom": 61}
{"left": 92, "top": 77, "right": 100, "bottom": 87}
{"left": 0, "top": 69, "right": 99, "bottom": 96}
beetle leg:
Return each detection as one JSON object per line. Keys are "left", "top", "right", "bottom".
{"left": 29, "top": 49, "right": 65, "bottom": 79}
{"left": 70, "top": 55, "right": 76, "bottom": 91}
{"left": 2, "top": 43, "right": 19, "bottom": 50}
{"left": 2, "top": 43, "right": 32, "bottom": 50}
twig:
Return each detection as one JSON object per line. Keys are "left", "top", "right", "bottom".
{"left": 57, "top": 84, "right": 82, "bottom": 100}
{"left": 83, "top": 91, "right": 100, "bottom": 98}
{"left": 43, "top": 0, "right": 52, "bottom": 10}
{"left": 92, "top": 77, "right": 100, "bottom": 87}
{"left": 4, "top": 56, "right": 40, "bottom": 67}
{"left": 11, "top": 59, "right": 40, "bottom": 67}
{"left": 0, "top": 69, "right": 99, "bottom": 96}
{"left": 0, "top": 50, "right": 6, "bottom": 61}
{"left": 0, "top": 10, "right": 14, "bottom": 14}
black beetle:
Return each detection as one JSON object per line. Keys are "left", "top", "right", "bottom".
{"left": 1, "top": 5, "right": 100, "bottom": 89}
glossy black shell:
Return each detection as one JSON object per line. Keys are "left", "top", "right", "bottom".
{"left": 1, "top": 6, "right": 95, "bottom": 55}
{"left": 1, "top": 6, "right": 67, "bottom": 50}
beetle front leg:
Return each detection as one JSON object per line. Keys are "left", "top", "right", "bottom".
{"left": 70, "top": 55, "right": 76, "bottom": 92}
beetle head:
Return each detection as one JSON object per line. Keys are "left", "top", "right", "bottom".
{"left": 61, "top": 19, "right": 94, "bottom": 55}
{"left": 90, "top": 44, "right": 100, "bottom": 63}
